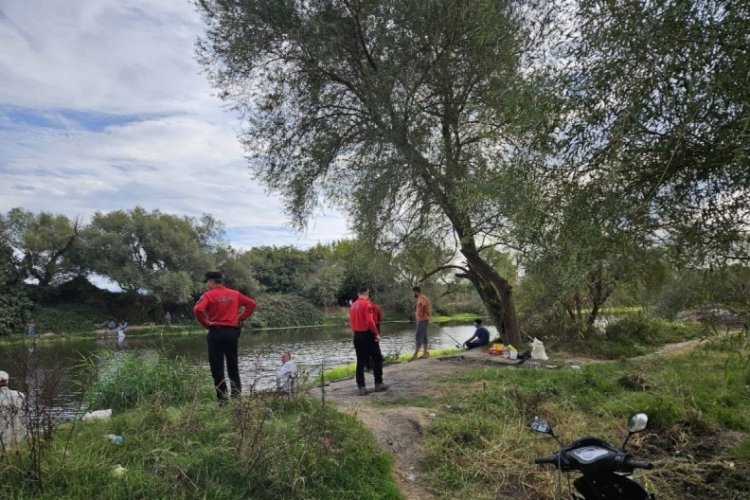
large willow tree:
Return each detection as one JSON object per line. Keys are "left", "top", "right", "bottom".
{"left": 196, "top": 0, "right": 553, "bottom": 346}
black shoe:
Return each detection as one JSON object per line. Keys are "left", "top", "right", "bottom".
{"left": 373, "top": 383, "right": 389, "bottom": 392}
{"left": 358, "top": 387, "right": 369, "bottom": 396}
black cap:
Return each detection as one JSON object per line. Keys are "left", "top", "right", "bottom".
{"left": 203, "top": 271, "right": 223, "bottom": 283}
{"left": 357, "top": 286, "right": 369, "bottom": 294}
{"left": 474, "top": 318, "right": 482, "bottom": 325}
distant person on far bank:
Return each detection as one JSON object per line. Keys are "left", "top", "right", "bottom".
{"left": 276, "top": 351, "right": 297, "bottom": 395}
{"left": 26, "top": 319, "right": 36, "bottom": 337}
{"left": 349, "top": 286, "right": 388, "bottom": 396}
{"left": 193, "top": 271, "right": 257, "bottom": 404}
{"left": 463, "top": 318, "right": 491, "bottom": 350}
{"left": 164, "top": 311, "right": 172, "bottom": 328}
{"left": 410, "top": 286, "right": 431, "bottom": 361}
{"left": 117, "top": 320, "right": 127, "bottom": 344}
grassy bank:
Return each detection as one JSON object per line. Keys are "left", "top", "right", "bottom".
{"left": 1, "top": 353, "right": 401, "bottom": 500}
{"left": 390, "top": 330, "right": 750, "bottom": 498}
{"left": 321, "top": 348, "right": 463, "bottom": 383}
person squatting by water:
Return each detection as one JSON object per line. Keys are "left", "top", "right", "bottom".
{"left": 410, "top": 286, "right": 431, "bottom": 361}
{"left": 193, "top": 271, "right": 257, "bottom": 404}
{"left": 464, "top": 318, "right": 491, "bottom": 350}
{"left": 276, "top": 351, "right": 297, "bottom": 395}
{"left": 349, "top": 286, "right": 389, "bottom": 396}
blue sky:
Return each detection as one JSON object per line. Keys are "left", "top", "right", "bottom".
{"left": 0, "top": 0, "right": 349, "bottom": 249}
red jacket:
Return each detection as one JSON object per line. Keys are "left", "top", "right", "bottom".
{"left": 193, "top": 285, "right": 256, "bottom": 328}
{"left": 349, "top": 298, "right": 379, "bottom": 336}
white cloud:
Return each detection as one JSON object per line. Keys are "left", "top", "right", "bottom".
{"left": 0, "top": 0, "right": 213, "bottom": 114}
{"left": 0, "top": 0, "right": 351, "bottom": 248}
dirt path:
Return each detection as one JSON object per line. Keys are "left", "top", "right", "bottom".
{"left": 318, "top": 351, "right": 533, "bottom": 499}
{"left": 318, "top": 338, "right": 715, "bottom": 499}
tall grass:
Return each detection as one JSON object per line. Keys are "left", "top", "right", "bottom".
{"left": 1, "top": 394, "right": 400, "bottom": 499}
{"left": 82, "top": 350, "right": 205, "bottom": 411}
{"left": 419, "top": 330, "right": 750, "bottom": 498}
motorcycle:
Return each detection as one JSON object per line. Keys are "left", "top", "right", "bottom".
{"left": 530, "top": 412, "right": 655, "bottom": 499}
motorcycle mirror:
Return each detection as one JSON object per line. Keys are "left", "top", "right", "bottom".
{"left": 628, "top": 413, "right": 649, "bottom": 433}
{"left": 623, "top": 412, "right": 649, "bottom": 448}
{"left": 530, "top": 416, "right": 552, "bottom": 435}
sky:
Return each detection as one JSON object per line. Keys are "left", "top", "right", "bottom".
{"left": 0, "top": 0, "right": 350, "bottom": 250}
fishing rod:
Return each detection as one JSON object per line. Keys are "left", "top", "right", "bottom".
{"left": 381, "top": 319, "right": 473, "bottom": 349}
{"left": 429, "top": 323, "right": 464, "bottom": 349}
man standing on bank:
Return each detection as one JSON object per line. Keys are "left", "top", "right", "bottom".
{"left": 194, "top": 271, "right": 257, "bottom": 403}
{"left": 410, "top": 286, "right": 431, "bottom": 360}
{"left": 349, "top": 286, "right": 389, "bottom": 396}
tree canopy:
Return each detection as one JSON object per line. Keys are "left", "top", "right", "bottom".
{"left": 195, "top": 0, "right": 559, "bottom": 345}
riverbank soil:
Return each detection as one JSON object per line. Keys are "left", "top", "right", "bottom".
{"left": 320, "top": 339, "right": 750, "bottom": 499}
{"left": 320, "top": 351, "right": 528, "bottom": 499}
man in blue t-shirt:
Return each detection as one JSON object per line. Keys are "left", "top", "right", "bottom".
{"left": 463, "top": 318, "right": 491, "bottom": 350}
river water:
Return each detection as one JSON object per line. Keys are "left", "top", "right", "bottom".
{"left": 0, "top": 322, "right": 490, "bottom": 417}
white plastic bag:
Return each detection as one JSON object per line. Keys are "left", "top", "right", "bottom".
{"left": 83, "top": 409, "right": 112, "bottom": 421}
{"left": 530, "top": 338, "right": 549, "bottom": 360}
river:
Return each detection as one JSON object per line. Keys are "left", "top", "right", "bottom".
{"left": 0, "top": 322, "right": 490, "bottom": 417}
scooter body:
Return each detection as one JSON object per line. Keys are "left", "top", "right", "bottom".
{"left": 531, "top": 414, "right": 654, "bottom": 500}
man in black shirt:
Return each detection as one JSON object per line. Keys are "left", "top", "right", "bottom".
{"left": 463, "top": 318, "right": 491, "bottom": 350}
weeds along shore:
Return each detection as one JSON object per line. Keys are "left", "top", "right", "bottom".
{"left": 2, "top": 322, "right": 749, "bottom": 499}
{"left": 0, "top": 351, "right": 401, "bottom": 500}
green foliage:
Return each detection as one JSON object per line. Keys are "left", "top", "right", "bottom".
{"left": 250, "top": 294, "right": 323, "bottom": 328}
{"left": 0, "top": 241, "right": 33, "bottom": 336}
{"left": 83, "top": 207, "right": 223, "bottom": 300}
{"left": 562, "top": 0, "right": 750, "bottom": 263}
{"left": 195, "top": 0, "right": 550, "bottom": 347}
{"left": 0, "top": 207, "right": 81, "bottom": 289}
{"left": 33, "top": 302, "right": 104, "bottom": 334}
{"left": 245, "top": 246, "right": 311, "bottom": 294}
{"left": 84, "top": 351, "right": 203, "bottom": 412}
{"left": 605, "top": 316, "right": 702, "bottom": 346}
{"left": 656, "top": 266, "right": 750, "bottom": 319}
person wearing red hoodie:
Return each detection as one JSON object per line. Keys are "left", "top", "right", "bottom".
{"left": 349, "top": 286, "right": 389, "bottom": 396}
{"left": 194, "top": 271, "right": 257, "bottom": 403}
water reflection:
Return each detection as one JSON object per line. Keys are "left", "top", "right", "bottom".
{"left": 0, "top": 323, "right": 491, "bottom": 416}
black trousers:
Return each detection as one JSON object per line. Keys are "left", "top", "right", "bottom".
{"left": 353, "top": 332, "right": 383, "bottom": 388}
{"left": 207, "top": 326, "right": 241, "bottom": 400}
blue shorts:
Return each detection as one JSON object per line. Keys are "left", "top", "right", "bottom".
{"left": 415, "top": 320, "right": 429, "bottom": 346}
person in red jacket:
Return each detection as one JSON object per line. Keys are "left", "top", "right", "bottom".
{"left": 349, "top": 286, "right": 389, "bottom": 396}
{"left": 194, "top": 271, "right": 257, "bottom": 403}
{"left": 364, "top": 296, "right": 384, "bottom": 373}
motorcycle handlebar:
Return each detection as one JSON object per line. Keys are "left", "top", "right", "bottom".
{"left": 534, "top": 456, "right": 556, "bottom": 465}
{"left": 626, "top": 458, "right": 653, "bottom": 470}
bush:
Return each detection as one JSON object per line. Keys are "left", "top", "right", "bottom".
{"left": 250, "top": 294, "right": 323, "bottom": 328}
{"left": 605, "top": 316, "right": 702, "bottom": 346}
{"left": 84, "top": 350, "right": 203, "bottom": 411}
{"left": 34, "top": 302, "right": 104, "bottom": 334}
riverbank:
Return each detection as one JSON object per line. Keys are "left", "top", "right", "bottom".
{"left": 4, "top": 319, "right": 746, "bottom": 499}
{"left": 320, "top": 330, "right": 750, "bottom": 499}
{"left": 0, "top": 313, "right": 483, "bottom": 347}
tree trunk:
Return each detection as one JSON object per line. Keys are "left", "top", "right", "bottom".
{"left": 460, "top": 245, "right": 522, "bottom": 348}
